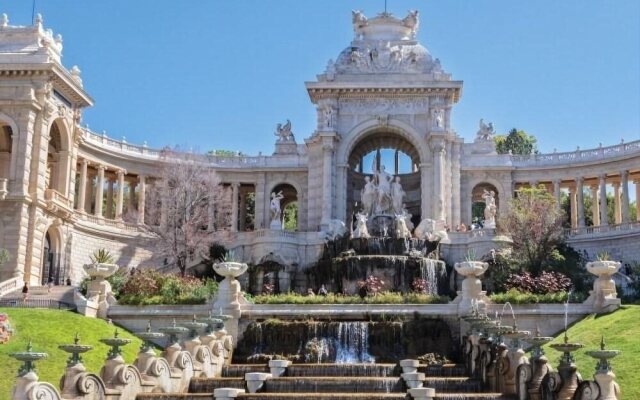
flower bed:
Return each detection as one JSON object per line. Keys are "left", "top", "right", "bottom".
{"left": 250, "top": 291, "right": 449, "bottom": 305}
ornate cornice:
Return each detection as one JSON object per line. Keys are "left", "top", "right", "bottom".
{"left": 305, "top": 82, "right": 463, "bottom": 103}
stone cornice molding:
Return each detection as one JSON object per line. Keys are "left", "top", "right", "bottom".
{"left": 305, "top": 81, "right": 462, "bottom": 103}
{"left": 0, "top": 63, "right": 93, "bottom": 107}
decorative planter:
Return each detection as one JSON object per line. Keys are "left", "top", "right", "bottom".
{"left": 585, "top": 260, "right": 621, "bottom": 311}
{"left": 453, "top": 261, "right": 490, "bottom": 314}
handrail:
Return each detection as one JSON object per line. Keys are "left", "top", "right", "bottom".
{"left": 0, "top": 276, "right": 22, "bottom": 297}
{"left": 565, "top": 221, "right": 640, "bottom": 237}
{"left": 510, "top": 139, "right": 640, "bottom": 166}
{"left": 0, "top": 298, "right": 75, "bottom": 310}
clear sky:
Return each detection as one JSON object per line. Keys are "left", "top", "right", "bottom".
{"left": 3, "top": 1, "right": 639, "bottom": 154}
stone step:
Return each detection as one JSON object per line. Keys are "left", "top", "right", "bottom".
{"left": 285, "top": 363, "right": 399, "bottom": 377}
{"left": 419, "top": 364, "right": 467, "bottom": 377}
{"left": 433, "top": 394, "right": 513, "bottom": 400}
{"left": 238, "top": 394, "right": 408, "bottom": 400}
{"left": 190, "top": 377, "right": 245, "bottom": 392}
{"left": 263, "top": 377, "right": 404, "bottom": 393}
{"left": 222, "top": 365, "right": 270, "bottom": 377}
{"left": 424, "top": 377, "right": 483, "bottom": 392}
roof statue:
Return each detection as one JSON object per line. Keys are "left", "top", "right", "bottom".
{"left": 329, "top": 10, "right": 448, "bottom": 77}
{"left": 275, "top": 119, "right": 295, "bottom": 143}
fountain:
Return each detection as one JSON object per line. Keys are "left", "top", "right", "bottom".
{"left": 58, "top": 333, "right": 106, "bottom": 398}
{"left": 134, "top": 322, "right": 172, "bottom": 393}
{"left": 9, "top": 341, "right": 60, "bottom": 399}
{"left": 100, "top": 329, "right": 132, "bottom": 359}
{"left": 158, "top": 319, "right": 193, "bottom": 392}
{"left": 517, "top": 327, "right": 553, "bottom": 400}
{"left": 583, "top": 336, "right": 621, "bottom": 400}
{"left": 99, "top": 330, "right": 142, "bottom": 397}
{"left": 547, "top": 300, "right": 584, "bottom": 400}
{"left": 158, "top": 319, "right": 189, "bottom": 346}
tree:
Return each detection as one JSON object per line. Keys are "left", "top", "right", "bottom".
{"left": 498, "top": 187, "right": 565, "bottom": 276}
{"left": 147, "top": 148, "right": 223, "bottom": 276}
{"left": 494, "top": 128, "right": 537, "bottom": 155}
{"left": 283, "top": 202, "right": 298, "bottom": 231}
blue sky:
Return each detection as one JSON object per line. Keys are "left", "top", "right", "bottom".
{"left": 3, "top": 1, "right": 639, "bottom": 154}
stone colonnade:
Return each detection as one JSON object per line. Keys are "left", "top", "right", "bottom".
{"left": 517, "top": 169, "right": 639, "bottom": 229}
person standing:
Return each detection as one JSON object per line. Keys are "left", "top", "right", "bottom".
{"left": 21, "top": 282, "right": 28, "bottom": 302}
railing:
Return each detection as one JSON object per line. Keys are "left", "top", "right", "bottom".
{"left": 511, "top": 139, "right": 640, "bottom": 166}
{"left": 0, "top": 277, "right": 22, "bottom": 298}
{"left": 44, "top": 188, "right": 73, "bottom": 210}
{"left": 77, "top": 212, "right": 146, "bottom": 233}
{"left": 565, "top": 221, "right": 640, "bottom": 237}
{"left": 81, "top": 127, "right": 307, "bottom": 168}
{"left": 0, "top": 298, "right": 75, "bottom": 310}
{"left": 0, "top": 178, "right": 7, "bottom": 200}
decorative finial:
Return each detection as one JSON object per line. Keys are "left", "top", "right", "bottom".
{"left": 35, "top": 14, "right": 43, "bottom": 27}
{"left": 1, "top": 13, "right": 8, "bottom": 27}
{"left": 27, "top": 338, "right": 33, "bottom": 352}
{"left": 114, "top": 329, "right": 119, "bottom": 338}
{"left": 74, "top": 332, "right": 80, "bottom": 345}
{"left": 600, "top": 335, "right": 606, "bottom": 351}
{"left": 535, "top": 325, "right": 541, "bottom": 337}
{"left": 146, "top": 321, "right": 152, "bottom": 333}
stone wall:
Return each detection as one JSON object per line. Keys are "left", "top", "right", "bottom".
{"left": 67, "top": 225, "right": 156, "bottom": 284}
{"left": 568, "top": 229, "right": 640, "bottom": 266}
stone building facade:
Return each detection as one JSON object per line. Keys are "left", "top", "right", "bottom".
{"left": 0, "top": 11, "right": 638, "bottom": 288}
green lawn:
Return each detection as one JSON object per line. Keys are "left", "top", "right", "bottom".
{"left": 0, "top": 308, "right": 145, "bottom": 398}
{"left": 541, "top": 305, "right": 639, "bottom": 399}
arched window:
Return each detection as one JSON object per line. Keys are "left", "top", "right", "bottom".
{"left": 271, "top": 183, "right": 298, "bottom": 231}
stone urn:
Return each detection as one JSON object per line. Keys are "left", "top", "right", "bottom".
{"left": 83, "top": 262, "right": 119, "bottom": 319}
{"left": 212, "top": 262, "right": 248, "bottom": 317}
{"left": 454, "top": 261, "right": 490, "bottom": 314}
{"left": 585, "top": 260, "right": 621, "bottom": 311}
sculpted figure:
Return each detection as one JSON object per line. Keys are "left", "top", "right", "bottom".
{"left": 275, "top": 120, "right": 295, "bottom": 142}
{"left": 324, "top": 219, "right": 347, "bottom": 241}
{"left": 401, "top": 205, "right": 414, "bottom": 231}
{"left": 373, "top": 163, "right": 393, "bottom": 214}
{"left": 391, "top": 176, "right": 406, "bottom": 214}
{"left": 270, "top": 191, "right": 285, "bottom": 222}
{"left": 352, "top": 212, "right": 370, "bottom": 239}
{"left": 483, "top": 189, "right": 497, "bottom": 228}
{"left": 432, "top": 108, "right": 444, "bottom": 130}
{"left": 402, "top": 10, "right": 420, "bottom": 38}
{"left": 476, "top": 119, "right": 495, "bottom": 141}
{"left": 352, "top": 10, "right": 368, "bottom": 32}
{"left": 394, "top": 213, "right": 411, "bottom": 239}
{"left": 361, "top": 176, "right": 377, "bottom": 216}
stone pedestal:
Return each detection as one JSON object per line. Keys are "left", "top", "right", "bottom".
{"left": 269, "top": 360, "right": 290, "bottom": 377}
{"left": 212, "top": 262, "right": 248, "bottom": 347}
{"left": 100, "top": 355, "right": 142, "bottom": 399}
{"left": 400, "top": 359, "right": 419, "bottom": 374}
{"left": 408, "top": 387, "right": 435, "bottom": 400}
{"left": 401, "top": 372, "right": 425, "bottom": 389}
{"left": 60, "top": 363, "right": 106, "bottom": 399}
{"left": 452, "top": 261, "right": 490, "bottom": 315}
{"left": 246, "top": 372, "right": 272, "bottom": 393}
{"left": 584, "top": 260, "right": 622, "bottom": 312}
{"left": 12, "top": 372, "right": 62, "bottom": 400}
{"left": 214, "top": 388, "right": 245, "bottom": 400}
{"left": 134, "top": 350, "right": 172, "bottom": 393}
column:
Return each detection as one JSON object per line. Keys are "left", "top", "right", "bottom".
{"left": 231, "top": 182, "right": 239, "bottom": 232}
{"left": 320, "top": 142, "right": 334, "bottom": 227}
{"left": 553, "top": 179, "right": 561, "bottom": 211}
{"left": 106, "top": 178, "right": 114, "bottom": 219}
{"left": 432, "top": 140, "right": 446, "bottom": 221}
{"left": 613, "top": 183, "right": 621, "bottom": 224}
{"left": 394, "top": 150, "right": 399, "bottom": 175}
{"left": 254, "top": 177, "right": 265, "bottom": 229}
{"left": 620, "top": 170, "right": 630, "bottom": 223}
{"left": 576, "top": 177, "right": 585, "bottom": 227}
{"left": 568, "top": 187, "right": 577, "bottom": 229}
{"left": 128, "top": 180, "right": 137, "bottom": 214}
{"left": 239, "top": 190, "right": 247, "bottom": 232}
{"left": 76, "top": 159, "right": 88, "bottom": 211}
{"left": 599, "top": 174, "right": 608, "bottom": 226}
{"left": 635, "top": 179, "right": 640, "bottom": 222}
{"left": 94, "top": 165, "right": 105, "bottom": 217}
{"left": 160, "top": 191, "right": 168, "bottom": 229}
{"left": 84, "top": 172, "right": 93, "bottom": 213}
{"left": 115, "top": 170, "right": 125, "bottom": 220}
{"left": 137, "top": 175, "right": 146, "bottom": 224}
{"left": 451, "top": 141, "right": 462, "bottom": 226}
{"left": 590, "top": 185, "right": 600, "bottom": 226}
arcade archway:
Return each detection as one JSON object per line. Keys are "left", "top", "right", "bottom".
{"left": 471, "top": 183, "right": 499, "bottom": 228}
{"left": 346, "top": 131, "right": 422, "bottom": 227}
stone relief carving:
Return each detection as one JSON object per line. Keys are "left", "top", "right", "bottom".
{"left": 339, "top": 97, "right": 429, "bottom": 114}
{"left": 431, "top": 108, "right": 444, "bottom": 130}
{"left": 337, "top": 43, "right": 434, "bottom": 73}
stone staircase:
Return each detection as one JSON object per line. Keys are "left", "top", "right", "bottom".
{"left": 0, "top": 285, "right": 76, "bottom": 309}
{"left": 136, "top": 363, "right": 513, "bottom": 400}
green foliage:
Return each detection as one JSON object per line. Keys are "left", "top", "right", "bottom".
{"left": 596, "top": 251, "right": 611, "bottom": 261}
{"left": 0, "top": 248, "right": 10, "bottom": 265}
{"left": 252, "top": 292, "right": 449, "bottom": 305}
{"left": 542, "top": 306, "right": 640, "bottom": 398}
{"left": 207, "top": 149, "right": 243, "bottom": 157}
{"left": 489, "top": 289, "right": 571, "bottom": 304}
{"left": 109, "top": 270, "right": 218, "bottom": 305}
{"left": 463, "top": 249, "right": 479, "bottom": 262}
{"left": 494, "top": 128, "right": 537, "bottom": 155}
{"left": 0, "top": 308, "right": 149, "bottom": 397}
{"left": 283, "top": 201, "right": 298, "bottom": 231}
{"left": 498, "top": 186, "right": 565, "bottom": 275}
{"left": 89, "top": 248, "right": 115, "bottom": 264}
{"left": 622, "top": 261, "right": 640, "bottom": 303}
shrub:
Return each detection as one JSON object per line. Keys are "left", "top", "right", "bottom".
{"left": 118, "top": 270, "right": 217, "bottom": 305}
{"left": 356, "top": 275, "right": 385, "bottom": 297}
{"left": 90, "top": 248, "right": 115, "bottom": 264}
{"left": 411, "top": 278, "right": 430, "bottom": 294}
{"left": 489, "top": 289, "right": 569, "bottom": 304}
{"left": 505, "top": 271, "right": 572, "bottom": 295}
{"left": 252, "top": 292, "right": 448, "bottom": 305}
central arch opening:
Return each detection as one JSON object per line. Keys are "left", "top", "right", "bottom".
{"left": 347, "top": 131, "right": 422, "bottom": 227}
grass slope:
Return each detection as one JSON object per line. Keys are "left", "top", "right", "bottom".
{"left": 0, "top": 308, "right": 145, "bottom": 398}
{"left": 541, "top": 305, "right": 639, "bottom": 399}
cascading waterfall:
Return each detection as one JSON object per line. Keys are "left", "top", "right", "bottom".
{"left": 335, "top": 321, "right": 374, "bottom": 363}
